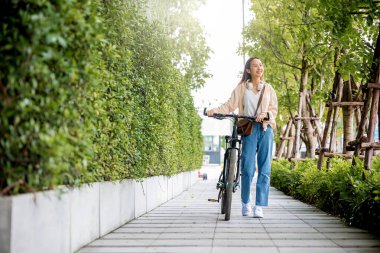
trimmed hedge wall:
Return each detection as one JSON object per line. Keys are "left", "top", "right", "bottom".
{"left": 271, "top": 158, "right": 380, "bottom": 233}
{"left": 0, "top": 1, "right": 206, "bottom": 194}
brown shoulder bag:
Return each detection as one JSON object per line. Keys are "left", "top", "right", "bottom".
{"left": 237, "top": 85, "right": 266, "bottom": 136}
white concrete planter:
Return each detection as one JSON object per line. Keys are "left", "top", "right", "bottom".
{"left": 70, "top": 183, "right": 100, "bottom": 252}
{"left": 0, "top": 170, "right": 199, "bottom": 253}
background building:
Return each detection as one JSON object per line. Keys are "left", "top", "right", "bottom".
{"left": 201, "top": 114, "right": 232, "bottom": 164}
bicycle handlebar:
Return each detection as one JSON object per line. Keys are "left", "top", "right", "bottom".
{"left": 203, "top": 108, "right": 269, "bottom": 121}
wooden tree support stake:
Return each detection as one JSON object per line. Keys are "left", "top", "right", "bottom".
{"left": 348, "top": 136, "right": 368, "bottom": 146}
{"left": 363, "top": 28, "right": 380, "bottom": 170}
{"left": 326, "top": 102, "right": 364, "bottom": 107}
{"left": 317, "top": 60, "right": 344, "bottom": 170}
{"left": 280, "top": 136, "right": 294, "bottom": 140}
{"left": 315, "top": 151, "right": 364, "bottom": 159}
{"left": 367, "top": 82, "right": 380, "bottom": 89}
{"left": 289, "top": 158, "right": 316, "bottom": 162}
{"left": 294, "top": 116, "right": 320, "bottom": 121}
{"left": 275, "top": 119, "right": 293, "bottom": 159}
{"left": 361, "top": 142, "right": 380, "bottom": 149}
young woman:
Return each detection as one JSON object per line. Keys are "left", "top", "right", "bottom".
{"left": 207, "top": 57, "right": 278, "bottom": 218}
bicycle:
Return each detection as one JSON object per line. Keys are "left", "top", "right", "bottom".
{"left": 204, "top": 108, "right": 265, "bottom": 221}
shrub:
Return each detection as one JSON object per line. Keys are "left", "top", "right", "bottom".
{"left": 0, "top": 0, "right": 207, "bottom": 195}
{"left": 271, "top": 158, "right": 380, "bottom": 233}
{"left": 0, "top": 0, "right": 100, "bottom": 193}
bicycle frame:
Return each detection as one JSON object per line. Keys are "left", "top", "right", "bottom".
{"left": 218, "top": 135, "right": 242, "bottom": 194}
{"left": 204, "top": 109, "right": 259, "bottom": 220}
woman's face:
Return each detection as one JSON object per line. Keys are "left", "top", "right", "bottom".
{"left": 248, "top": 58, "right": 264, "bottom": 79}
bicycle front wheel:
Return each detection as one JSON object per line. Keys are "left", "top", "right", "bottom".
{"left": 225, "top": 148, "right": 237, "bottom": 221}
{"left": 220, "top": 149, "right": 230, "bottom": 215}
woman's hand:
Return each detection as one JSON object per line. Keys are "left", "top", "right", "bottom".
{"left": 255, "top": 112, "right": 267, "bottom": 122}
{"left": 207, "top": 109, "right": 215, "bottom": 116}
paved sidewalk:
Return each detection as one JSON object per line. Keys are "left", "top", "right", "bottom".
{"left": 79, "top": 166, "right": 380, "bottom": 253}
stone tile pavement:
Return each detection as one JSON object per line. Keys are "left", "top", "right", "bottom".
{"left": 78, "top": 165, "right": 380, "bottom": 253}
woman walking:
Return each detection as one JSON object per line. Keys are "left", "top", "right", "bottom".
{"left": 206, "top": 57, "right": 278, "bottom": 218}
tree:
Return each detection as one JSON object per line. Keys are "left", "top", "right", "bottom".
{"left": 244, "top": 0, "right": 334, "bottom": 158}
{"left": 243, "top": 0, "right": 379, "bottom": 158}
{"left": 146, "top": 0, "right": 211, "bottom": 89}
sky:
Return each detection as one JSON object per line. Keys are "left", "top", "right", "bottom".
{"left": 192, "top": 0, "right": 253, "bottom": 112}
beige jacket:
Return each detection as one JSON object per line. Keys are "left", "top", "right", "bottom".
{"left": 212, "top": 81, "right": 278, "bottom": 130}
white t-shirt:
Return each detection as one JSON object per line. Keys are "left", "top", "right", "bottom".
{"left": 243, "top": 89, "right": 262, "bottom": 117}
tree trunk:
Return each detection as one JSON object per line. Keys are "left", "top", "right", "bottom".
{"left": 294, "top": 91, "right": 303, "bottom": 159}
{"left": 329, "top": 76, "right": 344, "bottom": 153}
{"left": 355, "top": 108, "right": 361, "bottom": 131}
{"left": 287, "top": 122, "right": 296, "bottom": 159}
{"left": 342, "top": 106, "right": 354, "bottom": 153}
{"left": 319, "top": 75, "right": 325, "bottom": 121}
{"left": 364, "top": 27, "right": 380, "bottom": 169}
{"left": 342, "top": 77, "right": 355, "bottom": 154}
{"left": 306, "top": 93, "right": 322, "bottom": 147}
{"left": 300, "top": 62, "right": 316, "bottom": 158}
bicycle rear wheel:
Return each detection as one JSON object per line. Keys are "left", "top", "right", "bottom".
{"left": 225, "top": 148, "right": 237, "bottom": 221}
{"left": 220, "top": 189, "right": 226, "bottom": 214}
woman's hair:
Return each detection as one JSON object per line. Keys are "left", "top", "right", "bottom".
{"left": 240, "top": 57, "right": 263, "bottom": 83}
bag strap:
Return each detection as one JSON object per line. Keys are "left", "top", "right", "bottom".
{"left": 254, "top": 84, "right": 266, "bottom": 116}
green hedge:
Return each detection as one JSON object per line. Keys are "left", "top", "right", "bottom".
{"left": 271, "top": 158, "right": 380, "bottom": 233}
{"left": 0, "top": 0, "right": 206, "bottom": 195}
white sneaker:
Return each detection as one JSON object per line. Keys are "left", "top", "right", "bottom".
{"left": 242, "top": 203, "right": 252, "bottom": 216}
{"left": 253, "top": 206, "right": 264, "bottom": 218}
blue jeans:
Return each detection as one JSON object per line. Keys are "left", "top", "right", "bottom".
{"left": 241, "top": 122, "right": 274, "bottom": 206}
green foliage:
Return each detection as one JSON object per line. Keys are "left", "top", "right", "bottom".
{"left": 319, "top": 0, "right": 380, "bottom": 35}
{"left": 271, "top": 158, "right": 380, "bottom": 233}
{"left": 147, "top": 0, "right": 212, "bottom": 89}
{"left": 0, "top": 0, "right": 99, "bottom": 192}
{"left": 244, "top": 0, "right": 379, "bottom": 132}
{"left": 0, "top": 0, "right": 207, "bottom": 194}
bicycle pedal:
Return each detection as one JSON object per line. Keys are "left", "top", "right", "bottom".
{"left": 208, "top": 198, "right": 218, "bottom": 202}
